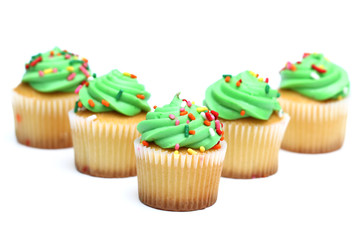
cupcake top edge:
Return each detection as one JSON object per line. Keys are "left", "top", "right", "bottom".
{"left": 279, "top": 53, "right": 350, "bottom": 101}
{"left": 137, "top": 93, "right": 224, "bottom": 153}
{"left": 75, "top": 69, "right": 151, "bottom": 116}
{"left": 22, "top": 47, "right": 91, "bottom": 93}
{"left": 203, "top": 71, "right": 282, "bottom": 121}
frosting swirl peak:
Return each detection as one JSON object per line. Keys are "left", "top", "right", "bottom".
{"left": 204, "top": 71, "right": 281, "bottom": 120}
{"left": 77, "top": 69, "right": 151, "bottom": 116}
{"left": 22, "top": 47, "right": 91, "bottom": 93}
{"left": 280, "top": 53, "right": 350, "bottom": 100}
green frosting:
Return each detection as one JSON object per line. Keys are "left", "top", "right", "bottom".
{"left": 203, "top": 71, "right": 281, "bottom": 120}
{"left": 137, "top": 94, "right": 223, "bottom": 150}
{"left": 280, "top": 53, "right": 350, "bottom": 100}
{"left": 78, "top": 69, "right": 151, "bottom": 116}
{"left": 22, "top": 47, "right": 91, "bottom": 93}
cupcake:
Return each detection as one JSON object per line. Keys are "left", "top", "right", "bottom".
{"left": 204, "top": 71, "right": 290, "bottom": 179}
{"left": 12, "top": 47, "right": 91, "bottom": 149}
{"left": 135, "top": 94, "right": 227, "bottom": 211}
{"left": 279, "top": 53, "right": 350, "bottom": 153}
{"left": 68, "top": 69, "right": 151, "bottom": 178}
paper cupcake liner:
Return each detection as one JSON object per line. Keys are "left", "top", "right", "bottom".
{"left": 69, "top": 111, "right": 141, "bottom": 178}
{"left": 221, "top": 114, "right": 290, "bottom": 179}
{"left": 134, "top": 138, "right": 227, "bottom": 211}
{"left": 12, "top": 91, "right": 77, "bottom": 149}
{"left": 279, "top": 97, "right": 348, "bottom": 153}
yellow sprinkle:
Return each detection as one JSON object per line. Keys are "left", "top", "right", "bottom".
{"left": 249, "top": 71, "right": 256, "bottom": 77}
{"left": 200, "top": 146, "right": 205, "bottom": 152}
{"left": 196, "top": 107, "right": 208, "bottom": 112}
{"left": 258, "top": 77, "right": 263, "bottom": 82}
{"left": 123, "top": 72, "right": 131, "bottom": 77}
{"left": 187, "top": 148, "right": 197, "bottom": 155}
{"left": 67, "top": 66, "right": 74, "bottom": 72}
{"left": 73, "top": 56, "right": 78, "bottom": 60}
{"left": 174, "top": 150, "right": 179, "bottom": 159}
{"left": 337, "top": 96, "right": 343, "bottom": 100}
{"left": 192, "top": 101, "right": 195, "bottom": 104}
{"left": 174, "top": 150, "right": 179, "bottom": 155}
{"left": 44, "top": 68, "right": 53, "bottom": 74}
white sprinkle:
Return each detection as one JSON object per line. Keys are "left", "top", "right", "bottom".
{"left": 209, "top": 128, "right": 215, "bottom": 136}
{"left": 86, "top": 115, "right": 97, "bottom": 121}
{"left": 200, "top": 112, "right": 206, "bottom": 119}
{"left": 181, "top": 101, "right": 186, "bottom": 108}
{"left": 278, "top": 109, "right": 284, "bottom": 118}
{"left": 343, "top": 86, "right": 349, "bottom": 95}
{"left": 310, "top": 72, "right": 320, "bottom": 80}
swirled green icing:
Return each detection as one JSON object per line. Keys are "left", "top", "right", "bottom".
{"left": 137, "top": 94, "right": 223, "bottom": 150}
{"left": 280, "top": 53, "right": 350, "bottom": 100}
{"left": 22, "top": 47, "right": 91, "bottom": 93}
{"left": 78, "top": 69, "right": 151, "bottom": 116}
{"left": 203, "top": 71, "right": 281, "bottom": 120}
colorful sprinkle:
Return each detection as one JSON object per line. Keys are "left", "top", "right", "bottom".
{"left": 78, "top": 101, "right": 83, "bottom": 108}
{"left": 240, "top": 110, "right": 245, "bottom": 116}
{"left": 101, "top": 99, "right": 110, "bottom": 107}
{"left": 204, "top": 120, "right": 211, "bottom": 126}
{"left": 30, "top": 56, "right": 42, "bottom": 67}
{"left": 65, "top": 54, "right": 71, "bottom": 59}
{"left": 200, "top": 146, "right": 205, "bottom": 152}
{"left": 173, "top": 120, "right": 178, "bottom": 126}
{"left": 180, "top": 107, "right": 185, "bottom": 112}
{"left": 189, "top": 130, "right": 196, "bottom": 135}
{"left": 215, "top": 120, "right": 220, "bottom": 130}
{"left": 196, "top": 107, "right": 208, "bottom": 112}
{"left": 265, "top": 78, "right": 269, "bottom": 83}
{"left": 180, "top": 111, "right": 188, "bottom": 116}
{"left": 79, "top": 65, "right": 90, "bottom": 77}
{"left": 186, "top": 120, "right": 190, "bottom": 124}
{"left": 67, "top": 72, "right": 76, "bottom": 81}
{"left": 153, "top": 105, "right": 157, "bottom": 109}
{"left": 169, "top": 114, "right": 175, "bottom": 120}
{"left": 130, "top": 74, "right": 137, "bottom": 79}
{"left": 209, "top": 128, "right": 215, "bottom": 136}
{"left": 310, "top": 72, "right": 320, "bottom": 80}
{"left": 216, "top": 129, "right": 222, "bottom": 135}
{"left": 67, "top": 66, "right": 74, "bottom": 72}
{"left": 200, "top": 112, "right": 206, "bottom": 119}
{"left": 185, "top": 125, "right": 189, "bottom": 137}
{"left": 187, "top": 101, "right": 192, "bottom": 107}
{"left": 92, "top": 73, "right": 97, "bottom": 78}
{"left": 212, "top": 144, "right": 221, "bottom": 150}
{"left": 303, "top": 53, "right": 310, "bottom": 58}
{"left": 25, "top": 64, "right": 29, "bottom": 69}
{"left": 123, "top": 72, "right": 131, "bottom": 77}
{"left": 311, "top": 64, "right": 327, "bottom": 73}
{"left": 236, "top": 79, "right": 242, "bottom": 87}
{"left": 187, "top": 148, "right": 197, "bottom": 155}
{"left": 43, "top": 68, "right": 53, "bottom": 74}
{"left": 210, "top": 110, "right": 219, "bottom": 120}
{"left": 220, "top": 136, "right": 225, "bottom": 141}
{"left": 88, "top": 99, "right": 95, "bottom": 107}
{"left": 74, "top": 101, "right": 79, "bottom": 113}
{"left": 74, "top": 84, "right": 83, "bottom": 94}
{"left": 265, "top": 85, "right": 270, "bottom": 94}
{"left": 38, "top": 71, "right": 44, "bottom": 77}
{"left": 142, "top": 140, "right": 149, "bottom": 147}
{"left": 82, "top": 58, "right": 88, "bottom": 63}
{"left": 181, "top": 101, "right": 186, "bottom": 108}
{"left": 188, "top": 113, "right": 195, "bottom": 120}
{"left": 205, "top": 112, "right": 213, "bottom": 121}
{"left": 137, "top": 94, "right": 145, "bottom": 99}
{"left": 225, "top": 76, "right": 231, "bottom": 82}
{"left": 175, "top": 144, "right": 180, "bottom": 150}
{"left": 116, "top": 90, "right": 123, "bottom": 100}
{"left": 53, "top": 68, "right": 58, "bottom": 73}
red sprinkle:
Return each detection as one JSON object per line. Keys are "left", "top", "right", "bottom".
{"left": 88, "top": 99, "right": 95, "bottom": 107}
{"left": 212, "top": 144, "right": 221, "bottom": 150}
{"left": 153, "top": 105, "right": 157, "bottom": 109}
{"left": 142, "top": 140, "right": 149, "bottom": 147}
{"left": 137, "top": 94, "right": 145, "bottom": 99}
{"left": 205, "top": 112, "right": 213, "bottom": 121}
{"left": 188, "top": 113, "right": 196, "bottom": 120}
{"left": 236, "top": 80, "right": 241, "bottom": 87}
{"left": 216, "top": 129, "right": 222, "bottom": 135}
{"left": 130, "top": 74, "right": 137, "bottom": 79}
{"left": 101, "top": 99, "right": 110, "bottom": 107}
{"left": 25, "top": 64, "right": 29, "bottom": 69}
{"left": 189, "top": 130, "right": 196, "bottom": 135}
{"left": 303, "top": 53, "right": 310, "bottom": 58}
{"left": 78, "top": 101, "right": 83, "bottom": 108}
{"left": 311, "top": 64, "right": 327, "bottom": 73}
{"left": 240, "top": 110, "right": 245, "bottom": 116}
{"left": 211, "top": 110, "right": 219, "bottom": 120}
{"left": 180, "top": 111, "right": 188, "bottom": 116}
{"left": 225, "top": 76, "right": 231, "bottom": 82}
{"left": 220, "top": 136, "right": 225, "bottom": 141}
{"left": 30, "top": 56, "right": 42, "bottom": 67}
{"left": 265, "top": 78, "right": 269, "bottom": 83}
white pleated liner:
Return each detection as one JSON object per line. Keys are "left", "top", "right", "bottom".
{"left": 222, "top": 114, "right": 290, "bottom": 179}
{"left": 134, "top": 138, "right": 227, "bottom": 211}
{"left": 279, "top": 97, "right": 348, "bottom": 153}
{"left": 69, "top": 111, "right": 140, "bottom": 178}
{"left": 12, "top": 91, "right": 77, "bottom": 149}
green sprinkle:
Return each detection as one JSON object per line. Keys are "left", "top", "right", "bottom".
{"left": 265, "top": 85, "right": 270, "bottom": 94}
{"left": 277, "top": 92, "right": 280, "bottom": 98}
{"left": 69, "top": 60, "right": 84, "bottom": 65}
{"left": 222, "top": 74, "right": 232, "bottom": 78}
{"left": 116, "top": 90, "right": 123, "bottom": 100}
{"left": 93, "top": 73, "right": 97, "bottom": 78}
{"left": 31, "top": 53, "right": 41, "bottom": 59}
{"left": 74, "top": 100, "right": 79, "bottom": 113}
{"left": 184, "top": 125, "right": 189, "bottom": 137}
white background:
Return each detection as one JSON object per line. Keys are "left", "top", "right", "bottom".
{"left": 0, "top": 1, "right": 359, "bottom": 239}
